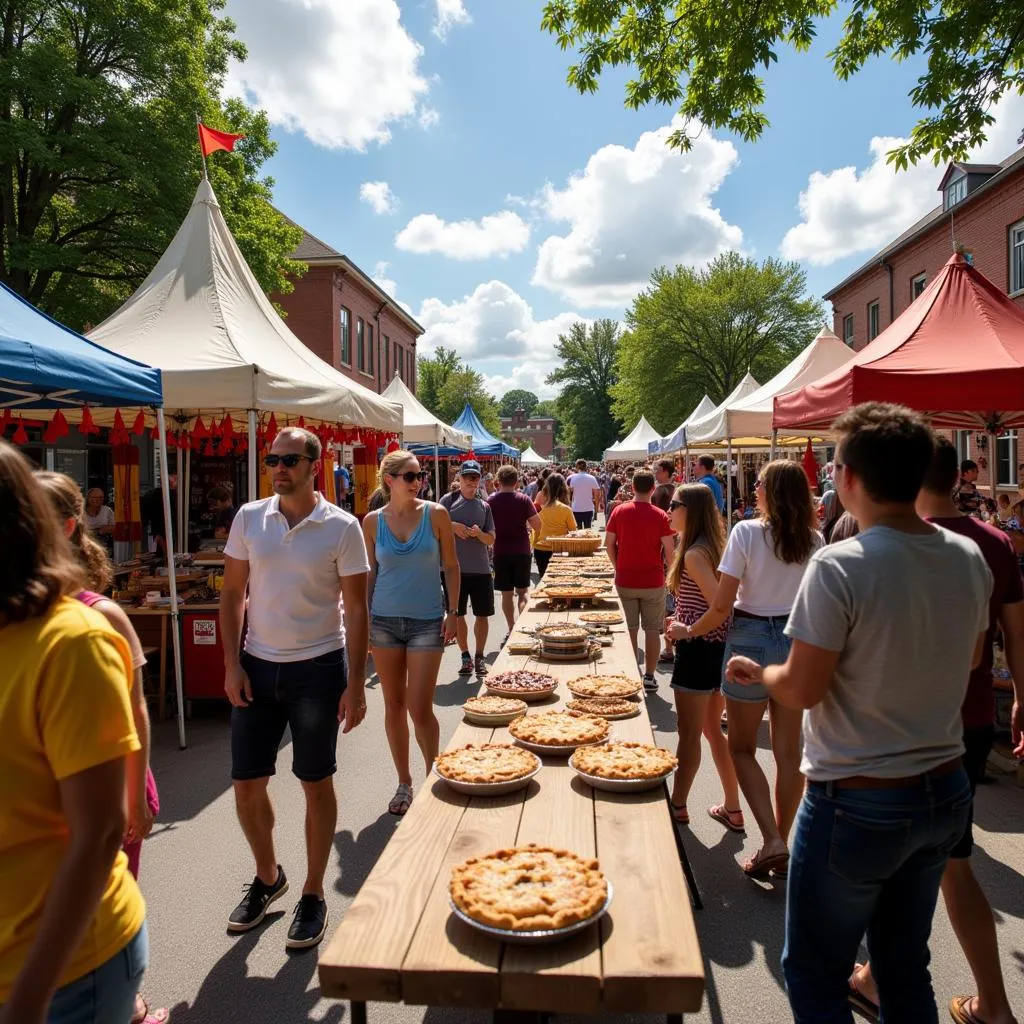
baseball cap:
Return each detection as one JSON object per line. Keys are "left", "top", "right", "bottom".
{"left": 459, "top": 460, "right": 482, "bottom": 476}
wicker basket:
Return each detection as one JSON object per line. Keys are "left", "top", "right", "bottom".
{"left": 547, "top": 535, "right": 603, "bottom": 555}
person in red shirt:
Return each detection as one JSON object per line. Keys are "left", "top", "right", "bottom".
{"left": 850, "top": 437, "right": 1024, "bottom": 1024}
{"left": 605, "top": 469, "right": 676, "bottom": 692}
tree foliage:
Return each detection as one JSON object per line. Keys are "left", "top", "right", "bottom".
{"left": 417, "top": 346, "right": 502, "bottom": 438}
{"left": 611, "top": 253, "right": 824, "bottom": 433}
{"left": 546, "top": 319, "right": 622, "bottom": 460}
{"left": 498, "top": 389, "right": 540, "bottom": 418}
{"left": 541, "top": 0, "right": 1024, "bottom": 168}
{"left": 0, "top": 0, "right": 304, "bottom": 329}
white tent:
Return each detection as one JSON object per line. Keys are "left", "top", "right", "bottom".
{"left": 382, "top": 375, "right": 470, "bottom": 449}
{"left": 684, "top": 373, "right": 762, "bottom": 446}
{"left": 90, "top": 179, "right": 402, "bottom": 434}
{"left": 656, "top": 395, "right": 716, "bottom": 453}
{"left": 520, "top": 445, "right": 550, "bottom": 466}
{"left": 603, "top": 415, "right": 664, "bottom": 462}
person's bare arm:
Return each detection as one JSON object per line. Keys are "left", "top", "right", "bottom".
{"left": 339, "top": 572, "right": 369, "bottom": 734}
{"left": 683, "top": 572, "right": 740, "bottom": 638}
{"left": 433, "top": 505, "right": 461, "bottom": 641}
{"left": 1, "top": 759, "right": 128, "bottom": 1024}
{"left": 661, "top": 534, "right": 675, "bottom": 569}
{"left": 592, "top": 487, "right": 603, "bottom": 512}
{"left": 221, "top": 554, "right": 251, "bottom": 706}
{"left": 528, "top": 512, "right": 543, "bottom": 535}
{"left": 604, "top": 530, "right": 618, "bottom": 569}
{"left": 728, "top": 639, "right": 841, "bottom": 710}
{"left": 999, "top": 600, "right": 1024, "bottom": 755}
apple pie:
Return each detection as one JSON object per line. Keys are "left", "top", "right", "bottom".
{"left": 566, "top": 696, "right": 639, "bottom": 718}
{"left": 509, "top": 710, "right": 609, "bottom": 747}
{"left": 463, "top": 695, "right": 528, "bottom": 717}
{"left": 572, "top": 742, "right": 678, "bottom": 780}
{"left": 567, "top": 674, "right": 642, "bottom": 698}
{"left": 450, "top": 844, "right": 608, "bottom": 931}
{"left": 435, "top": 744, "right": 539, "bottom": 784}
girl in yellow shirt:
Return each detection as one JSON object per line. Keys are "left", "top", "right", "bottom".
{"left": 531, "top": 473, "right": 579, "bottom": 577}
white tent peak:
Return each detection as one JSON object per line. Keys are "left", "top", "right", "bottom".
{"left": 89, "top": 179, "right": 401, "bottom": 430}
{"left": 520, "top": 445, "right": 550, "bottom": 466}
{"left": 656, "top": 395, "right": 716, "bottom": 453}
{"left": 381, "top": 375, "right": 469, "bottom": 449}
{"left": 603, "top": 415, "right": 665, "bottom": 461}
{"left": 685, "top": 373, "right": 761, "bottom": 445}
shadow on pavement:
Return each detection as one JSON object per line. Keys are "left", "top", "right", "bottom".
{"left": 151, "top": 712, "right": 235, "bottom": 823}
{"left": 334, "top": 813, "right": 401, "bottom": 898}
{"left": 435, "top": 676, "right": 478, "bottom": 707}
{"left": 972, "top": 841, "right": 1024, "bottom": 919}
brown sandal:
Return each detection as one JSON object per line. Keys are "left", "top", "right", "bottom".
{"left": 708, "top": 804, "right": 745, "bottom": 832}
{"left": 742, "top": 848, "right": 789, "bottom": 879}
{"left": 671, "top": 803, "right": 689, "bottom": 824}
{"left": 949, "top": 995, "right": 987, "bottom": 1024}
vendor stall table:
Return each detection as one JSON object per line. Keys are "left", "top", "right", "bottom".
{"left": 319, "top": 582, "right": 705, "bottom": 1022}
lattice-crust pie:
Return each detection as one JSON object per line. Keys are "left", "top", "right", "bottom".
{"left": 435, "top": 744, "right": 539, "bottom": 784}
{"left": 509, "top": 710, "right": 609, "bottom": 747}
{"left": 572, "top": 742, "right": 678, "bottom": 780}
{"left": 567, "top": 674, "right": 641, "bottom": 698}
{"left": 463, "top": 695, "right": 528, "bottom": 717}
{"left": 450, "top": 844, "right": 608, "bottom": 931}
{"left": 566, "top": 697, "right": 639, "bottom": 718}
{"left": 487, "top": 670, "right": 557, "bottom": 693}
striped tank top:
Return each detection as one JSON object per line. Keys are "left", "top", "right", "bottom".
{"left": 674, "top": 546, "right": 730, "bottom": 643}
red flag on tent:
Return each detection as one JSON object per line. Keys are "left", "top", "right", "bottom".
{"left": 802, "top": 439, "right": 819, "bottom": 495}
{"left": 132, "top": 410, "right": 146, "bottom": 436}
{"left": 79, "top": 405, "right": 99, "bottom": 435}
{"left": 198, "top": 123, "right": 245, "bottom": 158}
{"left": 12, "top": 418, "right": 28, "bottom": 445}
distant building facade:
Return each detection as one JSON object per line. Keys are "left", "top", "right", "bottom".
{"left": 501, "top": 408, "right": 556, "bottom": 457}
{"left": 270, "top": 217, "right": 423, "bottom": 394}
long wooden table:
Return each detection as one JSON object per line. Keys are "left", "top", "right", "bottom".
{"left": 319, "top": 581, "right": 705, "bottom": 1021}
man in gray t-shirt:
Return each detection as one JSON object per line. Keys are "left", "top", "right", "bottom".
{"left": 726, "top": 403, "right": 990, "bottom": 1024}
{"left": 440, "top": 460, "right": 495, "bottom": 677}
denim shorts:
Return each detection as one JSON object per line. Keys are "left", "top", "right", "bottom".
{"left": 720, "top": 613, "right": 791, "bottom": 703}
{"left": 232, "top": 649, "right": 347, "bottom": 782}
{"left": 46, "top": 920, "right": 148, "bottom": 1024}
{"left": 371, "top": 615, "right": 445, "bottom": 651}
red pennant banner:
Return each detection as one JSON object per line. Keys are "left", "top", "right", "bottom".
{"left": 79, "top": 406, "right": 99, "bottom": 435}
{"left": 12, "top": 418, "right": 28, "bottom": 444}
{"left": 132, "top": 410, "right": 146, "bottom": 436}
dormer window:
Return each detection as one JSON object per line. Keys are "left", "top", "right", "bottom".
{"left": 944, "top": 174, "right": 967, "bottom": 210}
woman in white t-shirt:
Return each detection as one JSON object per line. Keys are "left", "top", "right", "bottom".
{"left": 680, "top": 460, "right": 821, "bottom": 879}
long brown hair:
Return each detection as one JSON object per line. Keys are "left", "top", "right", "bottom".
{"left": 759, "top": 460, "right": 818, "bottom": 565}
{"left": 666, "top": 483, "right": 725, "bottom": 594}
{"left": 0, "top": 442, "right": 85, "bottom": 623}
{"left": 542, "top": 472, "right": 569, "bottom": 506}
{"left": 36, "top": 471, "right": 113, "bottom": 592}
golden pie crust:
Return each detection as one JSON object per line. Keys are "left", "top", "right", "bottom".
{"left": 566, "top": 696, "right": 639, "bottom": 717}
{"left": 535, "top": 624, "right": 590, "bottom": 641}
{"left": 567, "top": 674, "right": 641, "bottom": 698}
{"left": 435, "top": 744, "right": 539, "bottom": 783}
{"left": 578, "top": 611, "right": 624, "bottom": 624}
{"left": 463, "top": 695, "right": 528, "bottom": 717}
{"left": 572, "top": 742, "right": 678, "bottom": 780}
{"left": 450, "top": 844, "right": 608, "bottom": 931}
{"left": 509, "top": 710, "right": 609, "bottom": 746}
{"left": 540, "top": 586, "right": 601, "bottom": 600}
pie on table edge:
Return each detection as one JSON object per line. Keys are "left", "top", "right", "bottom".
{"left": 509, "top": 710, "right": 609, "bottom": 746}
{"left": 572, "top": 741, "right": 678, "bottom": 780}
{"left": 435, "top": 743, "right": 539, "bottom": 784}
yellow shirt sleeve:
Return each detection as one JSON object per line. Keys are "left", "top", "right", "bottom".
{"left": 39, "top": 629, "right": 140, "bottom": 781}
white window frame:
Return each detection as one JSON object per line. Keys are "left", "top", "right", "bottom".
{"left": 945, "top": 175, "right": 967, "bottom": 210}
{"left": 954, "top": 431, "right": 971, "bottom": 465}
{"left": 843, "top": 313, "right": 854, "bottom": 346}
{"left": 911, "top": 273, "right": 927, "bottom": 299}
{"left": 1010, "top": 219, "right": 1024, "bottom": 295}
{"left": 997, "top": 432, "right": 1019, "bottom": 488}
{"left": 868, "top": 301, "right": 880, "bottom": 341}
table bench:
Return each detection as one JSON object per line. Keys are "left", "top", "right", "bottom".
{"left": 319, "top": 590, "right": 705, "bottom": 1022}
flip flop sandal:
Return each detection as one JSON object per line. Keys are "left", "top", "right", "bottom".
{"left": 848, "top": 964, "right": 879, "bottom": 1022}
{"left": 388, "top": 783, "right": 413, "bottom": 816}
{"left": 671, "top": 803, "right": 689, "bottom": 824}
{"left": 708, "top": 804, "right": 745, "bottom": 833}
{"left": 742, "top": 850, "right": 789, "bottom": 879}
{"left": 949, "top": 995, "right": 987, "bottom": 1024}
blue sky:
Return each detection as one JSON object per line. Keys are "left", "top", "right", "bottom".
{"left": 221, "top": 0, "right": 1024, "bottom": 400}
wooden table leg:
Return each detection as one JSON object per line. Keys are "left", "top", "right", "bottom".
{"left": 158, "top": 612, "right": 168, "bottom": 722}
{"left": 667, "top": 795, "right": 703, "bottom": 910}
{"left": 350, "top": 1001, "right": 367, "bottom": 1024}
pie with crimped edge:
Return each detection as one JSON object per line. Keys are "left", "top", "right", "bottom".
{"left": 535, "top": 624, "right": 590, "bottom": 641}
{"left": 566, "top": 696, "right": 639, "bottom": 718}
{"left": 572, "top": 741, "right": 678, "bottom": 780}
{"left": 509, "top": 710, "right": 609, "bottom": 746}
{"left": 567, "top": 674, "right": 642, "bottom": 698}
{"left": 487, "top": 669, "right": 557, "bottom": 693}
{"left": 578, "top": 611, "right": 624, "bottom": 624}
{"left": 450, "top": 844, "right": 608, "bottom": 931}
{"left": 463, "top": 695, "right": 528, "bottom": 717}
{"left": 539, "top": 586, "right": 601, "bottom": 600}
{"left": 435, "top": 743, "right": 539, "bottom": 784}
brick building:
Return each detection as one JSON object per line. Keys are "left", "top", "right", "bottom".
{"left": 270, "top": 217, "right": 423, "bottom": 394}
{"left": 825, "top": 146, "right": 1024, "bottom": 492}
{"left": 500, "top": 408, "right": 557, "bottom": 457}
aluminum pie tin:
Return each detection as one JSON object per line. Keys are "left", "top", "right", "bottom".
{"left": 448, "top": 882, "right": 613, "bottom": 945}
{"left": 462, "top": 708, "right": 528, "bottom": 727}
{"left": 511, "top": 735, "right": 610, "bottom": 757}
{"left": 432, "top": 759, "right": 541, "bottom": 796}
{"left": 485, "top": 683, "right": 559, "bottom": 702}
{"left": 567, "top": 755, "right": 676, "bottom": 793}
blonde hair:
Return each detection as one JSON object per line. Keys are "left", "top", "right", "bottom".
{"left": 666, "top": 484, "right": 725, "bottom": 594}
{"left": 35, "top": 471, "right": 113, "bottom": 592}
{"left": 378, "top": 449, "right": 417, "bottom": 499}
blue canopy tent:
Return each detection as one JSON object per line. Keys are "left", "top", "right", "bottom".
{"left": 451, "top": 403, "right": 520, "bottom": 459}
{"left": 0, "top": 281, "right": 188, "bottom": 749}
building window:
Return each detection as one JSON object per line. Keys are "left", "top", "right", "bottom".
{"left": 340, "top": 307, "right": 352, "bottom": 365}
{"left": 997, "top": 433, "right": 1019, "bottom": 488}
{"left": 867, "top": 301, "right": 880, "bottom": 341}
{"left": 954, "top": 431, "right": 971, "bottom": 465}
{"left": 356, "top": 318, "right": 365, "bottom": 371}
{"left": 1010, "top": 219, "right": 1024, "bottom": 293}
{"left": 408, "top": 349, "right": 414, "bottom": 384}
{"left": 367, "top": 323, "right": 375, "bottom": 376}
{"left": 944, "top": 175, "right": 967, "bottom": 210}
{"left": 396, "top": 343, "right": 404, "bottom": 382}
{"left": 842, "top": 314, "right": 854, "bottom": 346}
{"left": 911, "top": 273, "right": 927, "bottom": 299}
{"left": 384, "top": 334, "right": 390, "bottom": 381}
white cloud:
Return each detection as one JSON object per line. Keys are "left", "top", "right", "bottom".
{"left": 418, "top": 107, "right": 441, "bottom": 130}
{"left": 396, "top": 211, "right": 530, "bottom": 260}
{"left": 360, "top": 181, "right": 397, "bottom": 215}
{"left": 433, "top": 0, "right": 470, "bottom": 40}
{"left": 223, "top": 0, "right": 430, "bottom": 151}
{"left": 531, "top": 118, "right": 743, "bottom": 307}
{"left": 780, "top": 94, "right": 1024, "bottom": 266}
{"left": 372, "top": 261, "right": 398, "bottom": 297}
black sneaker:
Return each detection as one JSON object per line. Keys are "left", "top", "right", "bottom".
{"left": 227, "top": 866, "right": 288, "bottom": 932}
{"left": 458, "top": 651, "right": 473, "bottom": 675}
{"left": 474, "top": 655, "right": 488, "bottom": 677}
{"left": 286, "top": 894, "right": 329, "bottom": 950}
{"left": 642, "top": 673, "right": 657, "bottom": 693}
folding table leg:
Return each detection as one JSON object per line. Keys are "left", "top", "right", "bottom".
{"left": 350, "top": 1001, "right": 367, "bottom": 1024}
{"left": 666, "top": 1014, "right": 684, "bottom": 1024}
{"left": 666, "top": 795, "right": 703, "bottom": 910}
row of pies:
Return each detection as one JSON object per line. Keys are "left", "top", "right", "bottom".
{"left": 484, "top": 671, "right": 643, "bottom": 700}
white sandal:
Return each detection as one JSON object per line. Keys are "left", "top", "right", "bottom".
{"left": 389, "top": 783, "right": 413, "bottom": 816}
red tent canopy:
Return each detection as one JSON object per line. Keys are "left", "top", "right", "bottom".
{"left": 774, "top": 254, "right": 1024, "bottom": 432}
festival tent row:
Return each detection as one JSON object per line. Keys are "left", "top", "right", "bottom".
{"left": 603, "top": 415, "right": 664, "bottom": 462}
{"left": 451, "top": 404, "right": 521, "bottom": 460}
{"left": 684, "top": 372, "right": 762, "bottom": 447}
{"left": 520, "top": 445, "right": 551, "bottom": 467}
{"left": 652, "top": 395, "right": 715, "bottom": 454}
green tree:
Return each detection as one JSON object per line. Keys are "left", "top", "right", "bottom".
{"left": 417, "top": 346, "right": 462, "bottom": 417}
{"left": 611, "top": 253, "right": 823, "bottom": 432}
{"left": 541, "top": 0, "right": 1024, "bottom": 168}
{"left": 417, "top": 346, "right": 502, "bottom": 437}
{"left": 0, "top": 0, "right": 304, "bottom": 329}
{"left": 546, "top": 319, "right": 621, "bottom": 460}
{"left": 498, "top": 389, "right": 540, "bottom": 418}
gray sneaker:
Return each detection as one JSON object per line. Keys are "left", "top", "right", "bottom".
{"left": 642, "top": 673, "right": 657, "bottom": 693}
{"left": 474, "top": 655, "right": 488, "bottom": 677}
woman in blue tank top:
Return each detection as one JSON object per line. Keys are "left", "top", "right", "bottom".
{"left": 362, "top": 450, "right": 460, "bottom": 816}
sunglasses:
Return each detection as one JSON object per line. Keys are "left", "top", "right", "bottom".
{"left": 669, "top": 499, "right": 687, "bottom": 510}
{"left": 264, "top": 453, "right": 313, "bottom": 468}
{"left": 389, "top": 470, "right": 427, "bottom": 483}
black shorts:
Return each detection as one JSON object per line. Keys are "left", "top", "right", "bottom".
{"left": 670, "top": 638, "right": 726, "bottom": 693}
{"left": 574, "top": 511, "right": 594, "bottom": 529}
{"left": 231, "top": 649, "right": 347, "bottom": 783}
{"left": 949, "top": 724, "right": 994, "bottom": 859}
{"left": 493, "top": 553, "right": 532, "bottom": 591}
{"left": 458, "top": 573, "right": 495, "bottom": 616}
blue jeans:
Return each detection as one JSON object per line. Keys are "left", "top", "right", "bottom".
{"left": 370, "top": 615, "right": 444, "bottom": 651}
{"left": 782, "top": 767, "right": 971, "bottom": 1023}
{"left": 720, "top": 613, "right": 790, "bottom": 703}
{"left": 47, "top": 920, "right": 147, "bottom": 1024}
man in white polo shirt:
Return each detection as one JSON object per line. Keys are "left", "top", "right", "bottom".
{"left": 567, "top": 459, "right": 603, "bottom": 529}
{"left": 220, "top": 427, "right": 369, "bottom": 951}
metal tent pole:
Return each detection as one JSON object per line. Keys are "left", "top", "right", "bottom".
{"left": 157, "top": 409, "right": 187, "bottom": 749}
{"left": 434, "top": 443, "right": 440, "bottom": 500}
{"left": 248, "top": 410, "right": 258, "bottom": 502}
{"left": 726, "top": 439, "right": 734, "bottom": 533}
{"left": 770, "top": 428, "right": 778, "bottom": 461}
{"left": 176, "top": 447, "right": 185, "bottom": 557}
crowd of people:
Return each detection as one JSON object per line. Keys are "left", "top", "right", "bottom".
{"left": 3, "top": 402, "right": 1024, "bottom": 1023}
